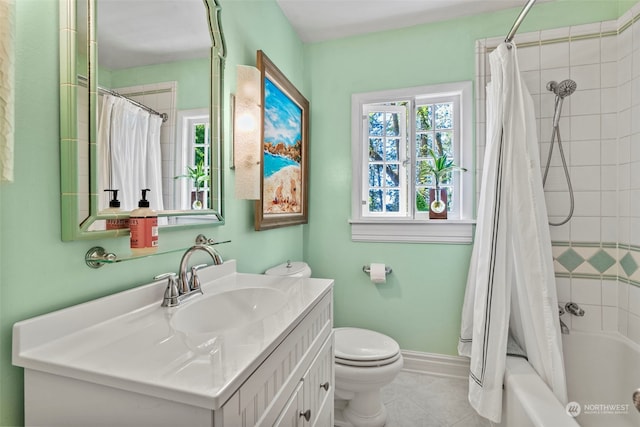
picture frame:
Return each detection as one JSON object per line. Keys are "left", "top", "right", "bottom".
{"left": 255, "top": 50, "right": 309, "bottom": 230}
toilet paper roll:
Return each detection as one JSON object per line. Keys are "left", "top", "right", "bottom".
{"left": 369, "top": 263, "right": 386, "bottom": 284}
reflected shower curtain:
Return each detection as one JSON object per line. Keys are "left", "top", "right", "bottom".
{"left": 458, "top": 43, "right": 567, "bottom": 423}
{"left": 98, "top": 95, "right": 164, "bottom": 213}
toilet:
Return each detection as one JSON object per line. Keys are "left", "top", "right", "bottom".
{"left": 265, "top": 262, "right": 404, "bottom": 427}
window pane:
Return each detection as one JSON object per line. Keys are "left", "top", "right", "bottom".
{"left": 445, "top": 186, "right": 453, "bottom": 211}
{"left": 440, "top": 170, "right": 453, "bottom": 185}
{"left": 416, "top": 105, "right": 432, "bottom": 131}
{"left": 369, "top": 164, "right": 383, "bottom": 187}
{"left": 369, "top": 138, "right": 383, "bottom": 160}
{"left": 194, "top": 146, "right": 205, "bottom": 167}
{"left": 416, "top": 187, "right": 430, "bottom": 212}
{"left": 369, "top": 112, "right": 383, "bottom": 136}
{"left": 369, "top": 189, "right": 383, "bottom": 212}
{"left": 416, "top": 133, "right": 433, "bottom": 157}
{"left": 386, "top": 138, "right": 399, "bottom": 160}
{"left": 434, "top": 103, "right": 453, "bottom": 129}
{"left": 385, "top": 164, "right": 399, "bottom": 187}
{"left": 385, "top": 189, "right": 400, "bottom": 212}
{"left": 416, "top": 160, "right": 434, "bottom": 185}
{"left": 435, "top": 131, "right": 453, "bottom": 155}
{"left": 385, "top": 112, "right": 400, "bottom": 136}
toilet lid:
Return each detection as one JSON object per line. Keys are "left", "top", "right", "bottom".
{"left": 334, "top": 327, "right": 400, "bottom": 363}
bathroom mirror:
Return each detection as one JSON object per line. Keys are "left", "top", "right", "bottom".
{"left": 60, "top": 0, "right": 225, "bottom": 241}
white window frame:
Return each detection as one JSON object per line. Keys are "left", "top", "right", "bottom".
{"left": 350, "top": 81, "right": 475, "bottom": 243}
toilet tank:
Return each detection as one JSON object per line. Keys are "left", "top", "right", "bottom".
{"left": 264, "top": 261, "right": 311, "bottom": 278}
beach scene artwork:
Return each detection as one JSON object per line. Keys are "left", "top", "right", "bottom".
{"left": 263, "top": 76, "right": 303, "bottom": 214}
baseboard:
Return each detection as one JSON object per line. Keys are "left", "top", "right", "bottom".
{"left": 400, "top": 350, "right": 470, "bottom": 379}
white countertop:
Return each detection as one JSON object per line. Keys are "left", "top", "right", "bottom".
{"left": 12, "top": 260, "right": 333, "bottom": 410}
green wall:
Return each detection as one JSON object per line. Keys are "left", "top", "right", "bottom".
{"left": 303, "top": 0, "right": 621, "bottom": 356}
{"left": 0, "top": 0, "right": 632, "bottom": 425}
{"left": 108, "top": 58, "right": 211, "bottom": 111}
{"left": 0, "top": 0, "right": 304, "bottom": 425}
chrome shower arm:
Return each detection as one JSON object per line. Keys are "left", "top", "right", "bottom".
{"left": 505, "top": 0, "right": 537, "bottom": 44}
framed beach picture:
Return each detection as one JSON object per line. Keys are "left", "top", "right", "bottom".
{"left": 255, "top": 50, "right": 309, "bottom": 230}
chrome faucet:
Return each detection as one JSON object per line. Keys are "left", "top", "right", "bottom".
{"left": 565, "top": 302, "right": 585, "bottom": 317}
{"left": 156, "top": 244, "right": 224, "bottom": 307}
{"left": 178, "top": 245, "right": 223, "bottom": 294}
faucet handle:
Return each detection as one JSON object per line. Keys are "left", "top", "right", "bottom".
{"left": 189, "top": 264, "right": 208, "bottom": 291}
{"left": 155, "top": 272, "right": 179, "bottom": 307}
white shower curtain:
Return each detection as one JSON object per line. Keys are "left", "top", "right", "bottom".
{"left": 458, "top": 43, "right": 567, "bottom": 423}
{"left": 98, "top": 95, "right": 164, "bottom": 213}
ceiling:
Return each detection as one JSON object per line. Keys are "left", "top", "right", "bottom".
{"left": 95, "top": 0, "right": 550, "bottom": 70}
{"left": 275, "top": 0, "right": 552, "bottom": 43}
{"left": 96, "top": 0, "right": 211, "bottom": 70}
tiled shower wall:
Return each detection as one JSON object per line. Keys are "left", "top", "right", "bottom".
{"left": 476, "top": 3, "right": 640, "bottom": 344}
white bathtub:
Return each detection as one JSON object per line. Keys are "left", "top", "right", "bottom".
{"left": 498, "top": 331, "right": 640, "bottom": 427}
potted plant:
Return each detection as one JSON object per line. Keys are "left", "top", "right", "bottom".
{"left": 423, "top": 141, "right": 466, "bottom": 219}
{"left": 175, "top": 161, "right": 209, "bottom": 209}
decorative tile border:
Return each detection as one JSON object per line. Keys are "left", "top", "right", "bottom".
{"left": 552, "top": 242, "right": 640, "bottom": 287}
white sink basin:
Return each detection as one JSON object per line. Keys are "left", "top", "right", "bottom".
{"left": 170, "top": 287, "right": 288, "bottom": 355}
{"left": 171, "top": 287, "right": 288, "bottom": 334}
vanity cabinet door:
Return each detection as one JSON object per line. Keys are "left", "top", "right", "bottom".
{"left": 303, "top": 333, "right": 334, "bottom": 426}
{"left": 273, "top": 381, "right": 304, "bottom": 427}
{"left": 313, "top": 397, "right": 333, "bottom": 427}
{"left": 232, "top": 292, "right": 333, "bottom": 426}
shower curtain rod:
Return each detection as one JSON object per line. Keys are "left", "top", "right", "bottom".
{"left": 505, "top": 0, "right": 537, "bottom": 43}
{"left": 77, "top": 75, "right": 168, "bottom": 122}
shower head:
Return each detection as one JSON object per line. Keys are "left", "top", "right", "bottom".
{"left": 546, "top": 79, "right": 577, "bottom": 98}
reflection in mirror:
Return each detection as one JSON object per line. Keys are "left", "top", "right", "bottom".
{"left": 60, "top": 0, "right": 225, "bottom": 240}
{"left": 95, "top": 0, "right": 210, "bottom": 215}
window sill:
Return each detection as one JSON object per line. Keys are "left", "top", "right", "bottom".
{"left": 349, "top": 219, "right": 476, "bottom": 244}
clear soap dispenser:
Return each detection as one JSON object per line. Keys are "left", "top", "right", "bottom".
{"left": 129, "top": 189, "right": 158, "bottom": 255}
{"left": 103, "top": 189, "right": 129, "bottom": 230}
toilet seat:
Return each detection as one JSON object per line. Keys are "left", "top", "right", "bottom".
{"left": 334, "top": 327, "right": 401, "bottom": 367}
{"left": 335, "top": 352, "right": 402, "bottom": 367}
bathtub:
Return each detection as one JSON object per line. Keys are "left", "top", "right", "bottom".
{"left": 498, "top": 331, "right": 640, "bottom": 427}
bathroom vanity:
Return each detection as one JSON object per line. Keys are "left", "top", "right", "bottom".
{"left": 13, "top": 260, "right": 334, "bottom": 426}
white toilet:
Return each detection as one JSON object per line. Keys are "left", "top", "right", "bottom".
{"left": 265, "top": 261, "right": 404, "bottom": 427}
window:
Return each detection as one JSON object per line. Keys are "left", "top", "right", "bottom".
{"left": 364, "top": 104, "right": 408, "bottom": 216}
{"left": 175, "top": 109, "right": 210, "bottom": 210}
{"left": 190, "top": 120, "right": 211, "bottom": 209}
{"left": 350, "top": 81, "right": 474, "bottom": 243}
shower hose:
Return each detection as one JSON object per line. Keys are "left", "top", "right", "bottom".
{"left": 542, "top": 122, "right": 574, "bottom": 226}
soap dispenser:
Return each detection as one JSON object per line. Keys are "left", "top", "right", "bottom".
{"left": 129, "top": 189, "right": 158, "bottom": 255}
{"left": 103, "top": 189, "right": 129, "bottom": 230}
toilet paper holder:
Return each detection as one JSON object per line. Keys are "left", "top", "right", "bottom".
{"left": 362, "top": 265, "right": 393, "bottom": 275}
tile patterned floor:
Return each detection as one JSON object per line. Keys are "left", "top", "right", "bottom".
{"left": 381, "top": 370, "right": 492, "bottom": 427}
